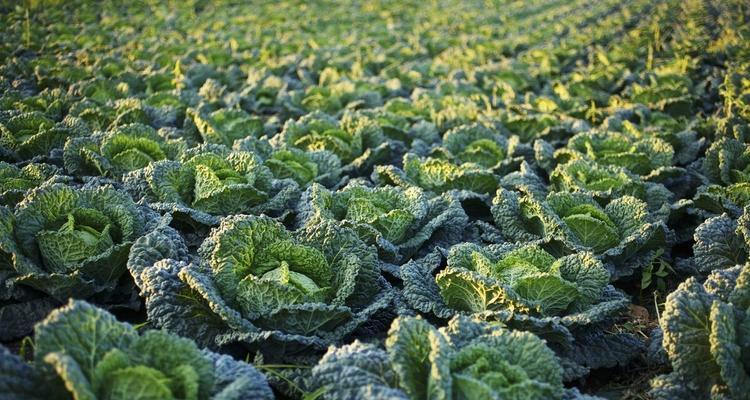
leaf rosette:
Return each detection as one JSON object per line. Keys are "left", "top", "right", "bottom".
{"left": 311, "top": 315, "right": 567, "bottom": 400}
{"left": 1, "top": 183, "right": 148, "bottom": 301}
{"left": 298, "top": 181, "right": 468, "bottom": 263}
{"left": 188, "top": 107, "right": 264, "bottom": 147}
{"left": 264, "top": 147, "right": 343, "bottom": 188}
{"left": 0, "top": 111, "right": 85, "bottom": 162}
{"left": 435, "top": 123, "right": 528, "bottom": 173}
{"left": 0, "top": 300, "right": 274, "bottom": 400}
{"left": 549, "top": 159, "right": 672, "bottom": 213}
{"left": 274, "top": 111, "right": 363, "bottom": 166}
{"left": 400, "top": 247, "right": 640, "bottom": 380}
{"left": 63, "top": 123, "right": 185, "bottom": 178}
{"left": 123, "top": 144, "right": 299, "bottom": 226}
{"left": 693, "top": 137, "right": 750, "bottom": 216}
{"left": 552, "top": 131, "right": 675, "bottom": 176}
{"left": 430, "top": 243, "right": 608, "bottom": 317}
{"left": 489, "top": 189, "right": 672, "bottom": 280}
{"left": 373, "top": 152, "right": 499, "bottom": 196}
{"left": 127, "top": 215, "right": 393, "bottom": 356}
{"left": 650, "top": 264, "right": 750, "bottom": 399}
{"left": 0, "top": 162, "right": 62, "bottom": 206}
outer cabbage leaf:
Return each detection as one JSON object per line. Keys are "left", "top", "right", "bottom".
{"left": 0, "top": 346, "right": 55, "bottom": 400}
{"left": 386, "top": 316, "right": 453, "bottom": 400}
{"left": 499, "top": 161, "right": 549, "bottom": 200}
{"left": 0, "top": 205, "right": 17, "bottom": 291}
{"left": 204, "top": 350, "right": 276, "bottom": 400}
{"left": 310, "top": 341, "right": 407, "bottom": 399}
{"left": 0, "top": 297, "right": 59, "bottom": 342}
{"left": 126, "top": 220, "right": 189, "bottom": 289}
{"left": 691, "top": 208, "right": 750, "bottom": 274}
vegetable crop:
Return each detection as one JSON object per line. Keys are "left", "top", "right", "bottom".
{"left": 1, "top": 0, "right": 749, "bottom": 398}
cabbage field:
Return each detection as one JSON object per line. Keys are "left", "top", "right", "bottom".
{"left": 1, "top": 0, "right": 749, "bottom": 398}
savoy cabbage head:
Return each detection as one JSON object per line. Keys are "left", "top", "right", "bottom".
{"left": 549, "top": 159, "right": 672, "bottom": 213}
{"left": 127, "top": 215, "right": 393, "bottom": 357}
{"left": 400, "top": 244, "right": 640, "bottom": 380}
{"left": 500, "top": 111, "right": 587, "bottom": 144}
{"left": 0, "top": 111, "right": 84, "bottom": 162}
{"left": 297, "top": 181, "right": 468, "bottom": 263}
{"left": 339, "top": 109, "right": 411, "bottom": 168}
{"left": 432, "top": 123, "right": 528, "bottom": 173}
{"left": 63, "top": 123, "right": 186, "bottom": 178}
{"left": 274, "top": 111, "right": 363, "bottom": 165}
{"left": 402, "top": 243, "right": 610, "bottom": 318}
{"left": 488, "top": 189, "right": 672, "bottom": 280}
{"left": 0, "top": 162, "right": 62, "bottom": 206}
{"left": 264, "top": 147, "right": 344, "bottom": 188}
{"left": 0, "top": 300, "right": 274, "bottom": 400}
{"left": 311, "top": 315, "right": 566, "bottom": 400}
{"left": 188, "top": 107, "right": 264, "bottom": 147}
{"left": 601, "top": 108, "right": 706, "bottom": 167}
{"left": 544, "top": 129, "right": 698, "bottom": 201}
{"left": 550, "top": 131, "right": 675, "bottom": 177}
{"left": 343, "top": 100, "right": 441, "bottom": 150}
{"left": 123, "top": 144, "right": 300, "bottom": 226}
{"left": 273, "top": 110, "right": 403, "bottom": 175}
{"left": 651, "top": 263, "right": 750, "bottom": 399}
{"left": 1, "top": 183, "right": 152, "bottom": 301}
{"left": 694, "top": 137, "right": 750, "bottom": 217}
{"left": 373, "top": 152, "right": 499, "bottom": 196}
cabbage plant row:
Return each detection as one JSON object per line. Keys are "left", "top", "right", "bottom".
{"left": 1, "top": 0, "right": 749, "bottom": 398}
